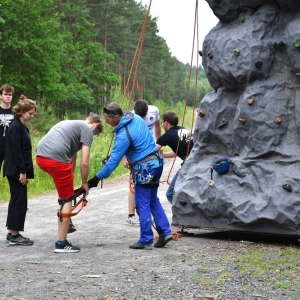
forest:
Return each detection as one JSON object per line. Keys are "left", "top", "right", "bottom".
{"left": 0, "top": 0, "right": 212, "bottom": 119}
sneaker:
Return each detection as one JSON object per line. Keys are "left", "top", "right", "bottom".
{"left": 54, "top": 241, "right": 80, "bottom": 253}
{"left": 126, "top": 216, "right": 140, "bottom": 226}
{"left": 9, "top": 234, "right": 34, "bottom": 246}
{"left": 6, "top": 233, "right": 11, "bottom": 243}
{"left": 154, "top": 235, "right": 172, "bottom": 248}
{"left": 67, "top": 219, "right": 76, "bottom": 234}
{"left": 129, "top": 241, "right": 152, "bottom": 250}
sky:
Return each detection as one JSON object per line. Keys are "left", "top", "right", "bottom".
{"left": 137, "top": 0, "right": 219, "bottom": 65}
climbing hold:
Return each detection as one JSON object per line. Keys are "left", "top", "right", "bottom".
{"left": 179, "top": 199, "right": 187, "bottom": 205}
{"left": 207, "top": 51, "right": 213, "bottom": 59}
{"left": 208, "top": 180, "right": 215, "bottom": 187}
{"left": 218, "top": 118, "right": 228, "bottom": 128}
{"left": 234, "top": 49, "right": 240, "bottom": 56}
{"left": 255, "top": 60, "right": 263, "bottom": 68}
{"left": 275, "top": 117, "right": 282, "bottom": 124}
{"left": 240, "top": 16, "right": 245, "bottom": 23}
{"left": 239, "top": 117, "right": 246, "bottom": 124}
{"left": 294, "top": 38, "right": 300, "bottom": 48}
{"left": 282, "top": 184, "right": 292, "bottom": 192}
{"left": 248, "top": 98, "right": 254, "bottom": 105}
{"left": 198, "top": 50, "right": 202, "bottom": 57}
{"left": 198, "top": 110, "right": 205, "bottom": 117}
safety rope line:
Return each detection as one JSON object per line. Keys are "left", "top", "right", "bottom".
{"left": 152, "top": 222, "right": 182, "bottom": 241}
{"left": 164, "top": 0, "right": 199, "bottom": 186}
{"left": 103, "top": 1, "right": 152, "bottom": 179}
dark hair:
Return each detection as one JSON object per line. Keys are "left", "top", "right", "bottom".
{"left": 86, "top": 112, "right": 104, "bottom": 136}
{"left": 103, "top": 102, "right": 123, "bottom": 117}
{"left": 162, "top": 111, "right": 178, "bottom": 126}
{"left": 13, "top": 95, "right": 36, "bottom": 118}
{"left": 134, "top": 100, "right": 148, "bottom": 118}
{"left": 0, "top": 84, "right": 14, "bottom": 95}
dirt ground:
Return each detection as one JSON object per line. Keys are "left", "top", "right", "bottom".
{"left": 0, "top": 159, "right": 299, "bottom": 300}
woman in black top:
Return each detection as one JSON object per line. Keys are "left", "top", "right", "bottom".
{"left": 4, "top": 95, "right": 36, "bottom": 246}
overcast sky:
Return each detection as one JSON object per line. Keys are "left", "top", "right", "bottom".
{"left": 137, "top": 0, "right": 219, "bottom": 65}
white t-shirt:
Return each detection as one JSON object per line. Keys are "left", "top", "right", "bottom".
{"left": 133, "top": 105, "right": 159, "bottom": 138}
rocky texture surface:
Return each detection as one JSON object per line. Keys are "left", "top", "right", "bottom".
{"left": 173, "top": 1, "right": 300, "bottom": 235}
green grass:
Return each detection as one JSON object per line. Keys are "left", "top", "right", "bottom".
{"left": 234, "top": 246, "right": 300, "bottom": 289}
{"left": 0, "top": 101, "right": 195, "bottom": 201}
{"left": 192, "top": 245, "right": 300, "bottom": 292}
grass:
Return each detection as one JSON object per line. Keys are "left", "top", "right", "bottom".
{"left": 234, "top": 246, "right": 300, "bottom": 289}
{"left": 192, "top": 245, "right": 300, "bottom": 292}
{"left": 0, "top": 101, "right": 195, "bottom": 201}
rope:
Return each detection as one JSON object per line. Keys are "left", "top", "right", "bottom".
{"left": 103, "top": 1, "right": 152, "bottom": 187}
{"left": 164, "top": 0, "right": 199, "bottom": 186}
{"left": 152, "top": 221, "right": 182, "bottom": 241}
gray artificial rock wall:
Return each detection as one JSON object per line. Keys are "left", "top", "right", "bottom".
{"left": 173, "top": 0, "right": 300, "bottom": 235}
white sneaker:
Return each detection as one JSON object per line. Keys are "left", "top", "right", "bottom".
{"left": 126, "top": 216, "right": 140, "bottom": 226}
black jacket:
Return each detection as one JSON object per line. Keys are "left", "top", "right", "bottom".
{"left": 3, "top": 117, "right": 34, "bottom": 179}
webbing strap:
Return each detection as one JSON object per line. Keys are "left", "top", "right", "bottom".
{"left": 57, "top": 196, "right": 88, "bottom": 219}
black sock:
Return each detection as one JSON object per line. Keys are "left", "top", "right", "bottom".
{"left": 129, "top": 214, "right": 135, "bottom": 217}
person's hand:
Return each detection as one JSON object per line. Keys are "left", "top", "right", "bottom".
{"left": 19, "top": 173, "right": 27, "bottom": 185}
{"left": 81, "top": 183, "right": 89, "bottom": 196}
{"left": 87, "top": 176, "right": 100, "bottom": 189}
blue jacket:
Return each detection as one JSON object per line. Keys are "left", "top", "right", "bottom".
{"left": 96, "top": 111, "right": 157, "bottom": 180}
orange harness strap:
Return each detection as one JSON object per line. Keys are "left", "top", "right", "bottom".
{"left": 129, "top": 179, "right": 134, "bottom": 193}
{"left": 152, "top": 221, "right": 182, "bottom": 241}
{"left": 57, "top": 197, "right": 88, "bottom": 218}
{"left": 57, "top": 194, "right": 88, "bottom": 219}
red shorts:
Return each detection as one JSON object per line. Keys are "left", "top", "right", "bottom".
{"left": 36, "top": 156, "right": 74, "bottom": 199}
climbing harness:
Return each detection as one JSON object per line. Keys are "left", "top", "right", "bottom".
{"left": 57, "top": 188, "right": 88, "bottom": 221}
{"left": 130, "top": 152, "right": 164, "bottom": 188}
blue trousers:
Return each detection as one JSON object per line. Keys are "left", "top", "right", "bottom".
{"left": 135, "top": 164, "right": 171, "bottom": 244}
{"left": 166, "top": 169, "right": 180, "bottom": 204}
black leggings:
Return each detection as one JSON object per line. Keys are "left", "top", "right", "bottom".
{"left": 6, "top": 176, "right": 28, "bottom": 231}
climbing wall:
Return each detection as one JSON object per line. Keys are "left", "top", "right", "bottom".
{"left": 173, "top": 0, "right": 300, "bottom": 235}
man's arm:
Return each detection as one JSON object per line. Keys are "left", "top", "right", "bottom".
{"left": 156, "top": 143, "right": 176, "bottom": 158}
{"left": 154, "top": 119, "right": 161, "bottom": 140}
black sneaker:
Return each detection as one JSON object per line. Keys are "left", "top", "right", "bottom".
{"left": 9, "top": 234, "right": 34, "bottom": 246}
{"left": 154, "top": 235, "right": 172, "bottom": 248}
{"left": 129, "top": 241, "right": 152, "bottom": 250}
{"left": 67, "top": 219, "right": 76, "bottom": 234}
{"left": 6, "top": 233, "right": 11, "bottom": 243}
{"left": 54, "top": 241, "right": 80, "bottom": 253}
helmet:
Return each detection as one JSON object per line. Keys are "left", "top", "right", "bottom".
{"left": 212, "top": 156, "right": 231, "bottom": 175}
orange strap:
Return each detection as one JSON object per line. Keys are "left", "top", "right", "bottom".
{"left": 152, "top": 221, "right": 182, "bottom": 241}
{"left": 129, "top": 179, "right": 134, "bottom": 193}
{"left": 57, "top": 196, "right": 88, "bottom": 218}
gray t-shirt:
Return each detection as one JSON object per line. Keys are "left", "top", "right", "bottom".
{"left": 36, "top": 120, "right": 93, "bottom": 163}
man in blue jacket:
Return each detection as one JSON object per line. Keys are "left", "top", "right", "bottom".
{"left": 88, "top": 102, "right": 172, "bottom": 250}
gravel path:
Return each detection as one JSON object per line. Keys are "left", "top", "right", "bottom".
{"left": 0, "top": 159, "right": 299, "bottom": 300}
